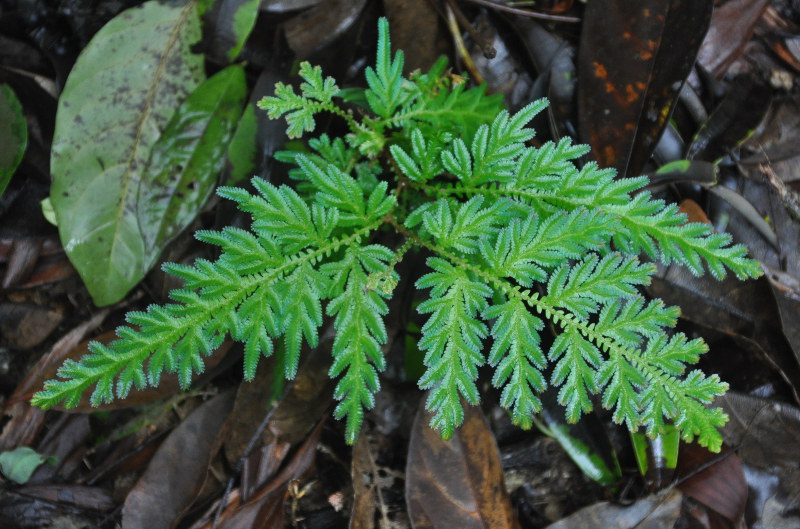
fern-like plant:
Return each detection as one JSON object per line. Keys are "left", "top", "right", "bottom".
{"left": 33, "top": 18, "right": 762, "bottom": 451}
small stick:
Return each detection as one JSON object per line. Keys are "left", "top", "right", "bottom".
{"left": 445, "top": 0, "right": 497, "bottom": 59}
{"left": 460, "top": 0, "right": 581, "bottom": 23}
{"left": 445, "top": 3, "right": 486, "bottom": 84}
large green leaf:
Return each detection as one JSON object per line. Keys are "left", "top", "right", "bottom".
{"left": 138, "top": 65, "right": 247, "bottom": 267}
{"left": 51, "top": 0, "right": 205, "bottom": 306}
{"left": 0, "top": 83, "right": 27, "bottom": 196}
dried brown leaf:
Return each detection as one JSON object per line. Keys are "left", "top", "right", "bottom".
{"left": 677, "top": 444, "right": 747, "bottom": 524}
{"left": 695, "top": 0, "right": 770, "bottom": 79}
{"left": 406, "top": 400, "right": 520, "bottom": 529}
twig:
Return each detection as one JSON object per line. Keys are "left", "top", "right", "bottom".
{"left": 459, "top": 0, "right": 581, "bottom": 23}
{"left": 445, "top": 0, "right": 497, "bottom": 59}
{"left": 445, "top": 3, "right": 486, "bottom": 84}
{"left": 760, "top": 163, "right": 800, "bottom": 223}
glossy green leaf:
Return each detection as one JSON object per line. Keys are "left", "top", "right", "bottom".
{"left": 138, "top": 64, "right": 247, "bottom": 267}
{"left": 51, "top": 0, "right": 205, "bottom": 306}
{"left": 539, "top": 390, "right": 622, "bottom": 487}
{"left": 0, "top": 83, "right": 27, "bottom": 196}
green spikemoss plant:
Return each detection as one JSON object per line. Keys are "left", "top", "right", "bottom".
{"left": 33, "top": 18, "right": 762, "bottom": 451}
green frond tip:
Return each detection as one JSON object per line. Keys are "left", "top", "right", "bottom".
{"left": 365, "top": 17, "right": 406, "bottom": 119}
{"left": 256, "top": 61, "right": 343, "bottom": 138}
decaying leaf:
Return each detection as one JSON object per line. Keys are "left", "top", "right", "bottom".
{"left": 406, "top": 399, "right": 520, "bottom": 529}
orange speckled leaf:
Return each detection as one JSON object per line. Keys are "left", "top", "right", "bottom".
{"left": 578, "top": 0, "right": 713, "bottom": 178}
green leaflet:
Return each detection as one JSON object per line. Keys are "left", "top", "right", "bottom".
{"left": 35, "top": 17, "right": 762, "bottom": 452}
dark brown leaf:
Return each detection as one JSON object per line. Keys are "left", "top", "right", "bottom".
{"left": 30, "top": 413, "right": 90, "bottom": 483}
{"left": 121, "top": 390, "right": 236, "bottom": 529}
{"left": 742, "top": 97, "right": 800, "bottom": 163}
{"left": 406, "top": 400, "right": 520, "bottom": 529}
{"left": 223, "top": 341, "right": 334, "bottom": 500}
{"left": 384, "top": 0, "right": 449, "bottom": 74}
{"left": 718, "top": 392, "right": 800, "bottom": 526}
{"left": 215, "top": 420, "right": 323, "bottom": 529}
{"left": 15, "top": 484, "right": 114, "bottom": 511}
{"left": 578, "top": 0, "right": 713, "bottom": 178}
{"left": 695, "top": 0, "right": 770, "bottom": 79}
{"left": 686, "top": 76, "right": 771, "bottom": 162}
{"left": 0, "top": 302, "right": 63, "bottom": 350}
{"left": 765, "top": 266, "right": 800, "bottom": 366}
{"left": 511, "top": 17, "right": 576, "bottom": 132}
{"left": 677, "top": 444, "right": 747, "bottom": 524}
{"left": 1, "top": 237, "right": 41, "bottom": 289}
{"left": 350, "top": 425, "right": 408, "bottom": 529}
{"left": 261, "top": 342, "right": 336, "bottom": 446}
{"left": 350, "top": 433, "right": 377, "bottom": 529}
{"left": 283, "top": 0, "right": 368, "bottom": 58}
{"left": 223, "top": 355, "right": 280, "bottom": 467}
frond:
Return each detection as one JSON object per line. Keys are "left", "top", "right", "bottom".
{"left": 324, "top": 244, "right": 395, "bottom": 443}
{"left": 278, "top": 262, "right": 326, "bottom": 379}
{"left": 503, "top": 159, "right": 762, "bottom": 280}
{"left": 295, "top": 155, "right": 396, "bottom": 225}
{"left": 32, "top": 181, "right": 383, "bottom": 412}
{"left": 389, "top": 128, "right": 448, "bottom": 183}
{"left": 406, "top": 196, "right": 515, "bottom": 255}
{"left": 483, "top": 299, "right": 546, "bottom": 428}
{"left": 35, "top": 17, "right": 757, "bottom": 452}
{"left": 542, "top": 253, "right": 655, "bottom": 320}
{"left": 447, "top": 100, "right": 545, "bottom": 186}
{"left": 364, "top": 17, "right": 407, "bottom": 119}
{"left": 548, "top": 329, "right": 601, "bottom": 422}
{"left": 594, "top": 297, "right": 679, "bottom": 348}
{"left": 416, "top": 257, "right": 492, "bottom": 438}
{"left": 389, "top": 76, "right": 504, "bottom": 141}
{"left": 479, "top": 209, "right": 616, "bottom": 288}
{"left": 607, "top": 194, "right": 763, "bottom": 279}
